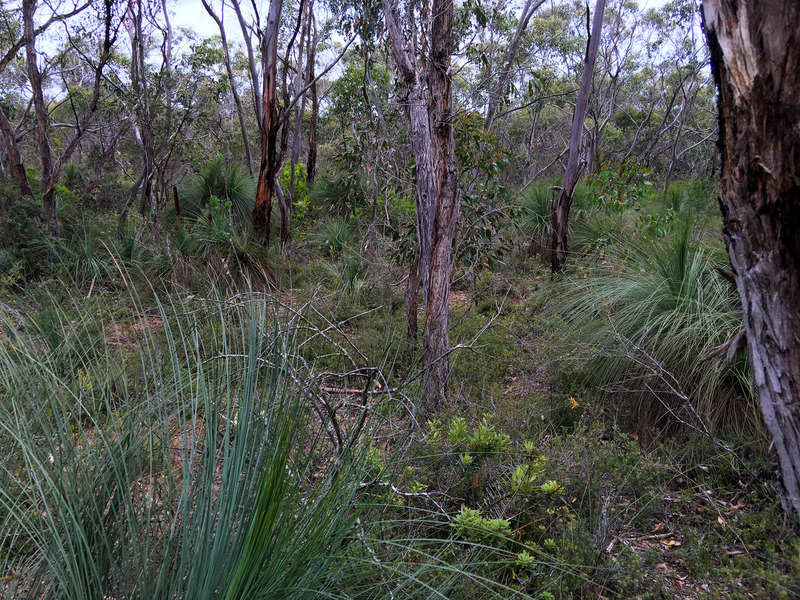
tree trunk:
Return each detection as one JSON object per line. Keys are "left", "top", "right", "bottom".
{"left": 0, "top": 110, "right": 33, "bottom": 199}
{"left": 23, "top": 0, "right": 115, "bottom": 233}
{"left": 483, "top": 0, "right": 546, "bottom": 132}
{"left": 23, "top": 0, "right": 59, "bottom": 233}
{"left": 289, "top": 0, "right": 313, "bottom": 202}
{"left": 383, "top": 0, "right": 458, "bottom": 416}
{"left": 306, "top": 14, "right": 318, "bottom": 184}
{"left": 419, "top": 0, "right": 459, "bottom": 414}
{"left": 230, "top": 0, "right": 262, "bottom": 127}
{"left": 201, "top": 0, "right": 255, "bottom": 177}
{"left": 253, "top": 0, "right": 283, "bottom": 245}
{"left": 549, "top": 0, "right": 606, "bottom": 273}
{"left": 702, "top": 0, "right": 800, "bottom": 517}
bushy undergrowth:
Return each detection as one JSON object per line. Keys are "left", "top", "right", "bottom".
{"left": 554, "top": 220, "right": 757, "bottom": 436}
{"left": 180, "top": 158, "right": 256, "bottom": 227}
{"left": 2, "top": 175, "right": 796, "bottom": 599}
{"left": 0, "top": 282, "right": 559, "bottom": 599}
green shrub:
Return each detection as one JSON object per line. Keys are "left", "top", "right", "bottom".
{"left": 280, "top": 162, "right": 311, "bottom": 226}
{"left": 307, "top": 217, "right": 357, "bottom": 255}
{"left": 309, "top": 176, "right": 369, "bottom": 218}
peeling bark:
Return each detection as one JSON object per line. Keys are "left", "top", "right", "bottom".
{"left": 702, "top": 0, "right": 800, "bottom": 516}
{"left": 253, "top": 0, "right": 283, "bottom": 245}
{"left": 383, "top": 0, "right": 458, "bottom": 415}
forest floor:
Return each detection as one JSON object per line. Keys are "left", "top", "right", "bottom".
{"left": 2, "top": 249, "right": 799, "bottom": 599}
{"left": 275, "top": 253, "right": 800, "bottom": 599}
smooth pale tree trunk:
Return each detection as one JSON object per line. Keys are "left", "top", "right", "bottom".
{"left": 230, "top": 0, "right": 262, "bottom": 127}
{"left": 201, "top": 0, "right": 255, "bottom": 177}
{"left": 253, "top": 0, "right": 283, "bottom": 245}
{"left": 483, "top": 0, "right": 546, "bottom": 132}
{"left": 702, "top": 0, "right": 800, "bottom": 517}
{"left": 383, "top": 0, "right": 458, "bottom": 415}
{"left": 549, "top": 0, "right": 605, "bottom": 273}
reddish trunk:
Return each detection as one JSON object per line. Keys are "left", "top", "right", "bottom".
{"left": 253, "top": 0, "right": 284, "bottom": 245}
{"left": 703, "top": 0, "right": 800, "bottom": 516}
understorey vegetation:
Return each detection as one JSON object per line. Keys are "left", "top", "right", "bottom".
{"left": 1, "top": 0, "right": 799, "bottom": 597}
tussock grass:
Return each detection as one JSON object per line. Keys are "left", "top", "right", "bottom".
{"left": 0, "top": 279, "right": 549, "bottom": 599}
{"left": 555, "top": 221, "right": 758, "bottom": 436}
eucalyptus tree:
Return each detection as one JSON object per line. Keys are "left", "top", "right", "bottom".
{"left": 0, "top": 0, "right": 120, "bottom": 232}
{"left": 702, "top": 0, "right": 800, "bottom": 517}
{"left": 118, "top": 0, "right": 204, "bottom": 229}
{"left": 383, "top": 0, "right": 459, "bottom": 414}
{"left": 238, "top": 0, "right": 353, "bottom": 246}
{"left": 549, "top": 0, "right": 605, "bottom": 272}
{"left": 201, "top": 0, "right": 255, "bottom": 177}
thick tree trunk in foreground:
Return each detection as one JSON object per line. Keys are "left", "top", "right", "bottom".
{"left": 253, "top": 0, "right": 283, "bottom": 245}
{"left": 702, "top": 0, "right": 800, "bottom": 516}
{"left": 550, "top": 0, "right": 605, "bottom": 272}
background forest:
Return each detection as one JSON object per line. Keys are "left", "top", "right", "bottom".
{"left": 1, "top": 0, "right": 798, "bottom": 598}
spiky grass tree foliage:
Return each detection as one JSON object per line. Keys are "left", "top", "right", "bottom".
{"left": 0, "top": 289, "right": 378, "bottom": 599}
{"left": 0, "top": 284, "right": 545, "bottom": 599}
{"left": 309, "top": 177, "right": 369, "bottom": 219}
{"left": 557, "top": 221, "right": 758, "bottom": 435}
{"left": 182, "top": 158, "right": 256, "bottom": 227}
{"left": 518, "top": 182, "right": 592, "bottom": 260}
{"left": 308, "top": 218, "right": 358, "bottom": 256}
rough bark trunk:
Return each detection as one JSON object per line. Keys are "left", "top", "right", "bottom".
{"left": 23, "top": 0, "right": 114, "bottom": 233}
{"left": 405, "top": 254, "right": 421, "bottom": 342}
{"left": 23, "top": 0, "right": 58, "bottom": 232}
{"left": 0, "top": 109, "right": 33, "bottom": 199}
{"left": 702, "top": 0, "right": 800, "bottom": 517}
{"left": 253, "top": 0, "right": 283, "bottom": 245}
{"left": 305, "top": 14, "right": 318, "bottom": 184}
{"left": 419, "top": 0, "right": 459, "bottom": 414}
{"left": 549, "top": 0, "right": 605, "bottom": 273}
{"left": 383, "top": 0, "right": 458, "bottom": 415}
